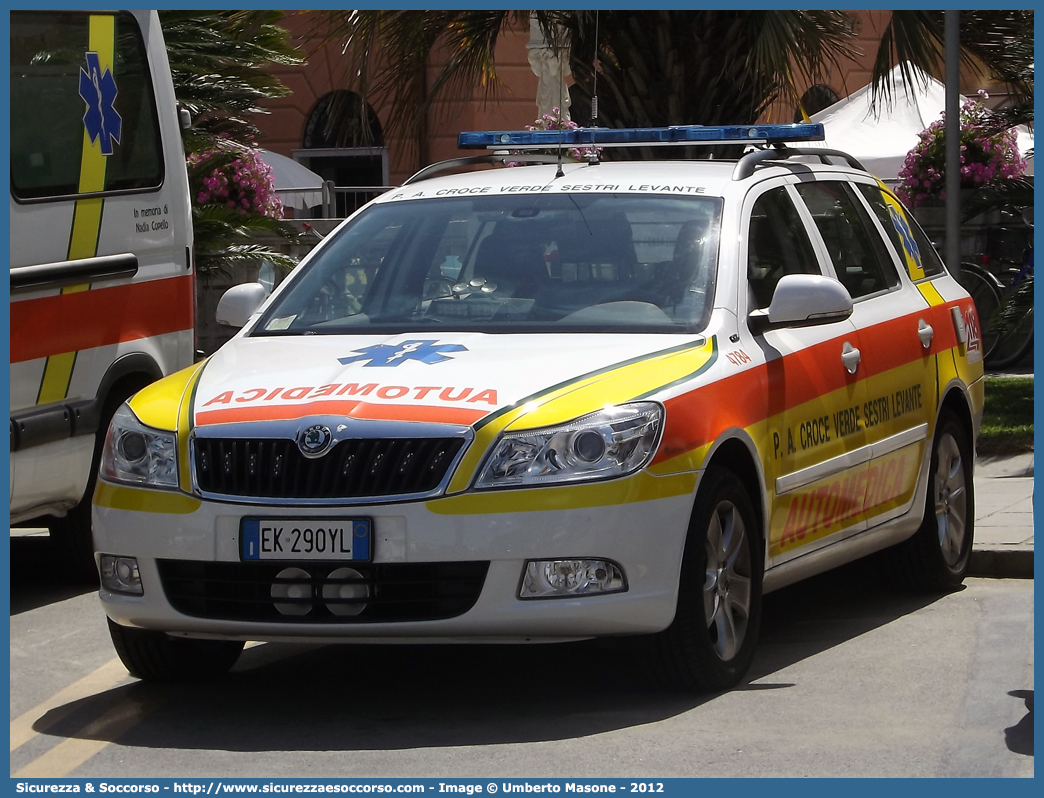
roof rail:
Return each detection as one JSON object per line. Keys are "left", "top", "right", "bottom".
{"left": 733, "top": 146, "right": 868, "bottom": 180}
{"left": 402, "top": 153, "right": 578, "bottom": 186}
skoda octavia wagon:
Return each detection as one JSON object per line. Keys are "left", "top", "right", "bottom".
{"left": 94, "top": 123, "right": 984, "bottom": 689}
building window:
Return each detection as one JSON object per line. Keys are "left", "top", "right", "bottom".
{"left": 297, "top": 91, "right": 388, "bottom": 217}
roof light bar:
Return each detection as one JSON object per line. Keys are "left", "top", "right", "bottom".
{"left": 458, "top": 123, "right": 825, "bottom": 150}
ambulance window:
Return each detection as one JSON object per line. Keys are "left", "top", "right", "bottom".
{"left": 11, "top": 11, "right": 163, "bottom": 201}
{"left": 746, "top": 187, "right": 820, "bottom": 310}
{"left": 795, "top": 181, "right": 901, "bottom": 298}
{"left": 856, "top": 183, "right": 945, "bottom": 279}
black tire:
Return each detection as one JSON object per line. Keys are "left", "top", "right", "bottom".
{"left": 107, "top": 618, "right": 244, "bottom": 682}
{"left": 49, "top": 381, "right": 150, "bottom": 582}
{"left": 651, "top": 467, "right": 763, "bottom": 692}
{"left": 895, "top": 411, "right": 975, "bottom": 591}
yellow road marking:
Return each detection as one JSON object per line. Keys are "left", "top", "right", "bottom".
{"left": 13, "top": 695, "right": 157, "bottom": 778}
{"left": 11, "top": 642, "right": 267, "bottom": 775}
{"left": 10, "top": 658, "right": 130, "bottom": 752}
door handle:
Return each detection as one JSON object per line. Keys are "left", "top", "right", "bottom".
{"left": 841, "top": 342, "right": 861, "bottom": 374}
{"left": 918, "top": 318, "right": 934, "bottom": 349}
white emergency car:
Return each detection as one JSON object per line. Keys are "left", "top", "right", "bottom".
{"left": 10, "top": 10, "right": 194, "bottom": 575}
{"left": 93, "top": 124, "right": 984, "bottom": 690}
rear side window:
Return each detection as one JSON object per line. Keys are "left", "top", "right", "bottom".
{"left": 11, "top": 11, "right": 164, "bottom": 201}
{"left": 746, "top": 187, "right": 821, "bottom": 309}
{"left": 856, "top": 183, "right": 946, "bottom": 280}
{"left": 795, "top": 181, "right": 901, "bottom": 299}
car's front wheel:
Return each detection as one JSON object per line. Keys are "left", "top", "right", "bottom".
{"left": 107, "top": 619, "right": 244, "bottom": 682}
{"left": 651, "top": 466, "right": 763, "bottom": 692}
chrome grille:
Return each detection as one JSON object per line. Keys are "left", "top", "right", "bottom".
{"left": 193, "top": 437, "right": 465, "bottom": 499}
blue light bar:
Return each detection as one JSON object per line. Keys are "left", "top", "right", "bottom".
{"left": 458, "top": 123, "right": 825, "bottom": 150}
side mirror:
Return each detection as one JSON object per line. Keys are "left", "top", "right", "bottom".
{"left": 216, "top": 282, "right": 267, "bottom": 328}
{"left": 748, "top": 274, "right": 853, "bottom": 336}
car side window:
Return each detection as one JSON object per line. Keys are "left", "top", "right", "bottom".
{"left": 746, "top": 187, "right": 821, "bottom": 310}
{"left": 795, "top": 181, "right": 901, "bottom": 299}
{"left": 855, "top": 183, "right": 945, "bottom": 280}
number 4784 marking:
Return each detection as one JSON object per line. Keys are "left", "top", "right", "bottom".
{"left": 726, "top": 349, "right": 751, "bottom": 366}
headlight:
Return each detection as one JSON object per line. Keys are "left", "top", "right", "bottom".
{"left": 475, "top": 402, "right": 663, "bottom": 489}
{"left": 99, "top": 404, "right": 179, "bottom": 488}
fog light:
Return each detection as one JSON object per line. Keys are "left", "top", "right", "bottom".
{"left": 271, "top": 567, "right": 313, "bottom": 616}
{"left": 519, "top": 559, "right": 626, "bottom": 599}
{"left": 323, "top": 567, "right": 369, "bottom": 616}
{"left": 100, "top": 555, "right": 143, "bottom": 595}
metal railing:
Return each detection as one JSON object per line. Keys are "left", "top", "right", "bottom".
{"left": 275, "top": 181, "right": 396, "bottom": 218}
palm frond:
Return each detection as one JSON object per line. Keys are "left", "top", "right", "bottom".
{"left": 159, "top": 10, "right": 304, "bottom": 148}
{"left": 960, "top": 177, "right": 1035, "bottom": 221}
{"left": 191, "top": 203, "right": 300, "bottom": 280}
{"left": 317, "top": 10, "right": 522, "bottom": 161}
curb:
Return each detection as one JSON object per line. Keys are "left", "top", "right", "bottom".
{"left": 969, "top": 547, "right": 1034, "bottom": 579}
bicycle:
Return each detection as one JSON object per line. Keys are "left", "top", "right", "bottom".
{"left": 981, "top": 214, "right": 1034, "bottom": 369}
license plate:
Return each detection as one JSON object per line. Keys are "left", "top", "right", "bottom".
{"left": 240, "top": 518, "right": 371, "bottom": 561}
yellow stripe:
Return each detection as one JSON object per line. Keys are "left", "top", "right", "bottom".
{"left": 94, "top": 482, "right": 202, "bottom": 514}
{"left": 448, "top": 340, "right": 715, "bottom": 492}
{"left": 876, "top": 179, "right": 926, "bottom": 281}
{"left": 37, "top": 351, "right": 79, "bottom": 405}
{"left": 129, "top": 360, "right": 209, "bottom": 432}
{"left": 68, "top": 199, "right": 104, "bottom": 260}
{"left": 125, "top": 359, "right": 209, "bottom": 493}
{"left": 36, "top": 15, "right": 117, "bottom": 406}
{"left": 75, "top": 14, "right": 115, "bottom": 198}
{"left": 917, "top": 280, "right": 946, "bottom": 307}
{"left": 178, "top": 364, "right": 207, "bottom": 493}
{"left": 429, "top": 470, "right": 697, "bottom": 516}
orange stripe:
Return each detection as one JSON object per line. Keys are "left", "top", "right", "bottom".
{"left": 11, "top": 275, "right": 194, "bottom": 363}
{"left": 195, "top": 399, "right": 489, "bottom": 427}
{"left": 652, "top": 304, "right": 969, "bottom": 466}
{"left": 201, "top": 303, "right": 970, "bottom": 444}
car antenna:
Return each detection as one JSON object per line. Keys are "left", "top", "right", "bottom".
{"left": 553, "top": 21, "right": 566, "bottom": 179}
{"left": 555, "top": 110, "right": 565, "bottom": 178}
{"left": 588, "top": 11, "right": 601, "bottom": 166}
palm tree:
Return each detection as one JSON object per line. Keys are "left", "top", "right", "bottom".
{"left": 316, "top": 10, "right": 1029, "bottom": 167}
{"left": 159, "top": 10, "right": 305, "bottom": 278}
{"left": 160, "top": 10, "right": 304, "bottom": 151}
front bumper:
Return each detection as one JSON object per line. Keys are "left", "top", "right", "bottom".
{"left": 93, "top": 472, "right": 698, "bottom": 643}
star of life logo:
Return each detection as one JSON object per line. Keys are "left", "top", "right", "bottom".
{"left": 337, "top": 340, "right": 468, "bottom": 368}
{"left": 79, "top": 51, "right": 122, "bottom": 156}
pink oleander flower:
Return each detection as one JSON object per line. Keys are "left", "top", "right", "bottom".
{"left": 505, "top": 106, "right": 603, "bottom": 167}
{"left": 897, "top": 96, "right": 1026, "bottom": 207}
{"left": 188, "top": 139, "right": 284, "bottom": 218}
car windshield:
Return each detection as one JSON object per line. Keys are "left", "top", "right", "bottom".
{"left": 253, "top": 193, "right": 722, "bottom": 336}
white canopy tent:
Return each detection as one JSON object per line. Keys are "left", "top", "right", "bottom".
{"left": 257, "top": 149, "right": 325, "bottom": 210}
{"left": 808, "top": 63, "right": 1033, "bottom": 181}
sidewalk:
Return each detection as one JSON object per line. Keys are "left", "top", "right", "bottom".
{"left": 971, "top": 451, "right": 1034, "bottom": 578}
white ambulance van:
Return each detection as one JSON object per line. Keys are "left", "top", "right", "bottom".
{"left": 10, "top": 10, "right": 194, "bottom": 575}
